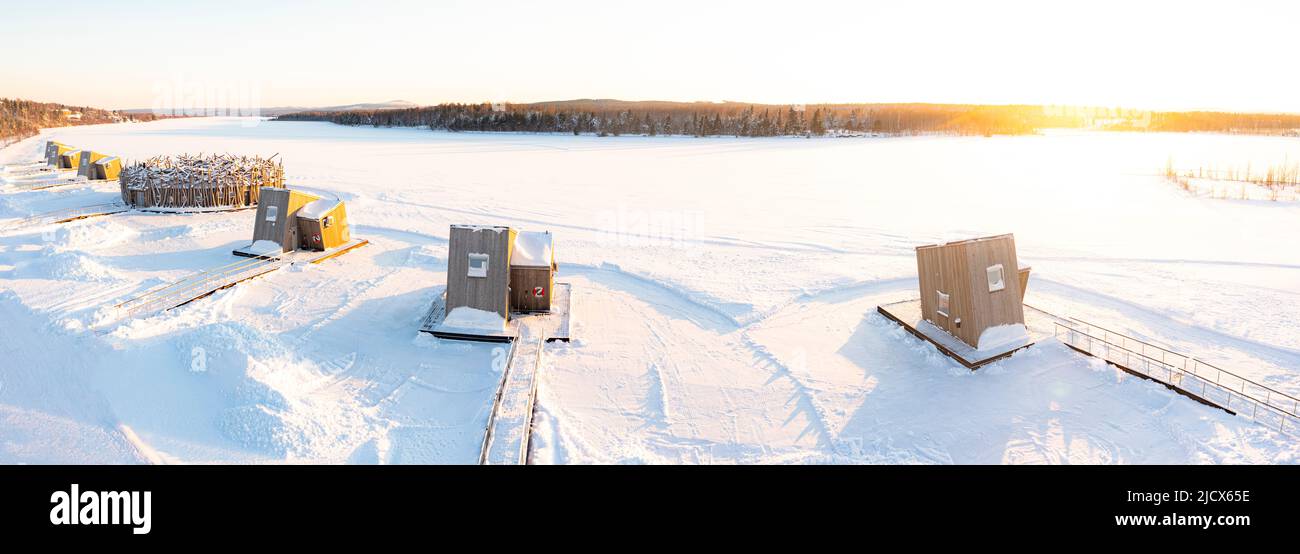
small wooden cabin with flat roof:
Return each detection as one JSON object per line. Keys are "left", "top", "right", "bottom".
{"left": 58, "top": 150, "right": 83, "bottom": 170}
{"left": 93, "top": 157, "right": 122, "bottom": 181}
{"left": 510, "top": 231, "right": 556, "bottom": 313}
{"left": 446, "top": 225, "right": 517, "bottom": 323}
{"left": 46, "top": 141, "right": 74, "bottom": 166}
{"left": 76, "top": 151, "right": 110, "bottom": 178}
{"left": 916, "top": 233, "right": 1031, "bottom": 350}
{"left": 248, "top": 187, "right": 356, "bottom": 253}
{"left": 250, "top": 188, "right": 321, "bottom": 254}
{"left": 295, "top": 197, "right": 351, "bottom": 252}
{"left": 234, "top": 187, "right": 361, "bottom": 260}
{"left": 428, "top": 225, "right": 569, "bottom": 342}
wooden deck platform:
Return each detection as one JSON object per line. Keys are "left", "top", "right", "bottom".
{"left": 877, "top": 299, "right": 1062, "bottom": 369}
{"left": 421, "top": 282, "right": 573, "bottom": 343}
{"left": 232, "top": 238, "right": 369, "bottom": 262}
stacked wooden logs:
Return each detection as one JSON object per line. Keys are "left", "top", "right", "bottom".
{"left": 118, "top": 153, "right": 285, "bottom": 209}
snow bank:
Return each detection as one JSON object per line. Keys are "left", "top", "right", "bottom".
{"left": 51, "top": 220, "right": 140, "bottom": 251}
{"left": 511, "top": 230, "right": 553, "bottom": 268}
{"left": 16, "top": 251, "right": 121, "bottom": 282}
{"left": 439, "top": 306, "right": 506, "bottom": 334}
{"left": 238, "top": 240, "right": 285, "bottom": 256}
{"left": 977, "top": 323, "right": 1029, "bottom": 352}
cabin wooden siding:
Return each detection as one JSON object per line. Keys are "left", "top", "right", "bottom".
{"left": 295, "top": 202, "right": 351, "bottom": 251}
{"left": 76, "top": 151, "right": 109, "bottom": 178}
{"left": 509, "top": 267, "right": 553, "bottom": 312}
{"left": 94, "top": 157, "right": 122, "bottom": 181}
{"left": 446, "top": 226, "right": 516, "bottom": 321}
{"left": 59, "top": 150, "right": 82, "bottom": 169}
{"left": 46, "top": 142, "right": 72, "bottom": 166}
{"left": 251, "top": 188, "right": 321, "bottom": 253}
{"left": 917, "top": 241, "right": 974, "bottom": 344}
{"left": 916, "top": 234, "right": 1025, "bottom": 348}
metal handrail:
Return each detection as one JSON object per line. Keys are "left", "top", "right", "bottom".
{"left": 1061, "top": 317, "right": 1299, "bottom": 416}
{"left": 3, "top": 202, "right": 127, "bottom": 230}
{"left": 118, "top": 257, "right": 285, "bottom": 317}
{"left": 115, "top": 254, "right": 279, "bottom": 308}
{"left": 478, "top": 337, "right": 521, "bottom": 465}
{"left": 1054, "top": 321, "right": 1298, "bottom": 434}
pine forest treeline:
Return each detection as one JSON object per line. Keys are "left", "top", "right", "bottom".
{"left": 0, "top": 98, "right": 159, "bottom": 148}
{"left": 277, "top": 100, "right": 1300, "bottom": 138}
{"left": 275, "top": 101, "right": 1048, "bottom": 137}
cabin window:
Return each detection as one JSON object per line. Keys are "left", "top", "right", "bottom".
{"left": 322, "top": 216, "right": 333, "bottom": 229}
{"left": 936, "top": 291, "right": 951, "bottom": 318}
{"left": 265, "top": 205, "right": 278, "bottom": 223}
{"left": 467, "top": 253, "right": 489, "bottom": 278}
{"left": 986, "top": 264, "right": 1006, "bottom": 293}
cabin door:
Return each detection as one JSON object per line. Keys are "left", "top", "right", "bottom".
{"left": 934, "top": 290, "right": 953, "bottom": 333}
{"left": 286, "top": 223, "right": 298, "bottom": 252}
{"left": 297, "top": 219, "right": 324, "bottom": 251}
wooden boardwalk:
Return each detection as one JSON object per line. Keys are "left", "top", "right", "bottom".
{"left": 114, "top": 256, "right": 291, "bottom": 319}
{"left": 1049, "top": 315, "right": 1300, "bottom": 435}
{"left": 1, "top": 203, "right": 129, "bottom": 231}
{"left": 110, "top": 240, "right": 368, "bottom": 323}
{"left": 881, "top": 298, "right": 1298, "bottom": 436}
{"left": 481, "top": 322, "right": 546, "bottom": 465}
{"left": 435, "top": 283, "right": 574, "bottom": 464}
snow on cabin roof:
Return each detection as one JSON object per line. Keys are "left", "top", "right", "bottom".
{"left": 452, "top": 224, "right": 509, "bottom": 233}
{"left": 511, "top": 231, "right": 553, "bottom": 268}
{"left": 916, "top": 233, "right": 1015, "bottom": 250}
{"left": 296, "top": 198, "right": 340, "bottom": 220}
{"left": 95, "top": 157, "right": 118, "bottom": 165}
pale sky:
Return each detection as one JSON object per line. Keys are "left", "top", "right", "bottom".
{"left": 1, "top": 0, "right": 1295, "bottom": 113}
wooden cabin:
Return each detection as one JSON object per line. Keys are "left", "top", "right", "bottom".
{"left": 235, "top": 187, "right": 354, "bottom": 259}
{"left": 93, "top": 157, "right": 122, "bottom": 181}
{"left": 295, "top": 197, "right": 351, "bottom": 251}
{"left": 429, "top": 225, "right": 568, "bottom": 342}
{"left": 510, "top": 231, "right": 556, "bottom": 313}
{"left": 444, "top": 225, "right": 562, "bottom": 324}
{"left": 916, "top": 234, "right": 1031, "bottom": 349}
{"left": 248, "top": 188, "right": 327, "bottom": 254}
{"left": 76, "top": 151, "right": 110, "bottom": 178}
{"left": 45, "top": 141, "right": 74, "bottom": 166}
{"left": 446, "top": 225, "right": 517, "bottom": 323}
{"left": 58, "top": 150, "right": 83, "bottom": 170}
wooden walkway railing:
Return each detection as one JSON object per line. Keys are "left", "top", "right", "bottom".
{"left": 1, "top": 202, "right": 128, "bottom": 231}
{"left": 482, "top": 325, "right": 546, "bottom": 465}
{"left": 113, "top": 255, "right": 288, "bottom": 320}
{"left": 1053, "top": 318, "right": 1300, "bottom": 435}
{"left": 477, "top": 337, "right": 521, "bottom": 464}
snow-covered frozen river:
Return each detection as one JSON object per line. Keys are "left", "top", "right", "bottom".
{"left": 1, "top": 117, "right": 1297, "bottom": 463}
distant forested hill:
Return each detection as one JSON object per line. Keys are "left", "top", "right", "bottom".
{"left": 0, "top": 98, "right": 159, "bottom": 148}
{"left": 276, "top": 99, "right": 1300, "bottom": 138}
{"left": 275, "top": 100, "right": 1048, "bottom": 137}
{"left": 1142, "top": 111, "right": 1300, "bottom": 134}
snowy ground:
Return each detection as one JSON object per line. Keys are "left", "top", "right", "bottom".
{"left": 1, "top": 118, "right": 1297, "bottom": 464}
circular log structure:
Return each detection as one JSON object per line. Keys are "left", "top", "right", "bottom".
{"left": 119, "top": 154, "right": 285, "bottom": 211}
